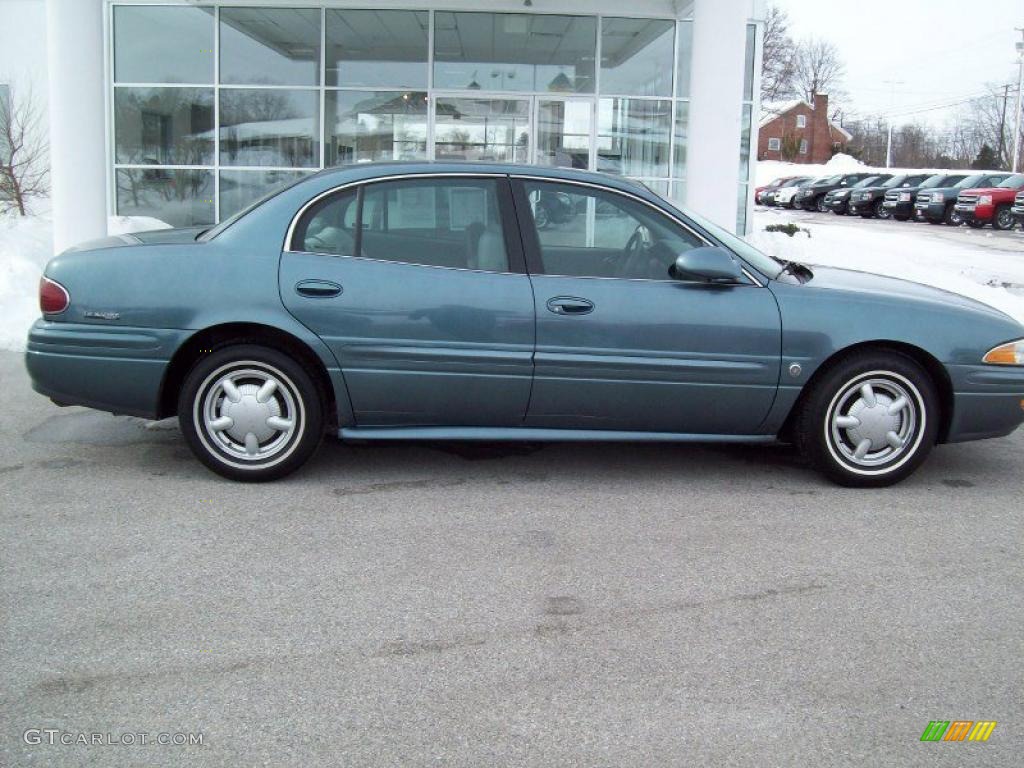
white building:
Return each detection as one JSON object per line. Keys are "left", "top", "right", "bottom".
{"left": 2, "top": 0, "right": 765, "bottom": 252}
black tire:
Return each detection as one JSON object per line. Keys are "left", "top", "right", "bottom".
{"left": 992, "top": 204, "right": 1015, "bottom": 231}
{"left": 178, "top": 344, "right": 324, "bottom": 481}
{"left": 794, "top": 351, "right": 939, "bottom": 488}
{"left": 874, "top": 200, "right": 890, "bottom": 219}
{"left": 815, "top": 196, "right": 828, "bottom": 213}
{"left": 943, "top": 204, "right": 961, "bottom": 226}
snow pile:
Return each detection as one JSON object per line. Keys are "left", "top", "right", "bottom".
{"left": 747, "top": 210, "right": 1024, "bottom": 325}
{"left": 0, "top": 212, "right": 172, "bottom": 352}
{"left": 0, "top": 212, "right": 53, "bottom": 351}
{"left": 755, "top": 157, "right": 1007, "bottom": 189}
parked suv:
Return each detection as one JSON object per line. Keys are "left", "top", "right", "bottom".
{"left": 883, "top": 173, "right": 968, "bottom": 221}
{"left": 914, "top": 173, "right": 1011, "bottom": 225}
{"left": 848, "top": 174, "right": 932, "bottom": 219}
{"left": 824, "top": 174, "right": 892, "bottom": 215}
{"left": 794, "top": 173, "right": 874, "bottom": 212}
{"left": 954, "top": 173, "right": 1024, "bottom": 229}
{"left": 1012, "top": 189, "right": 1024, "bottom": 229}
{"left": 755, "top": 176, "right": 798, "bottom": 205}
{"left": 768, "top": 177, "right": 815, "bottom": 208}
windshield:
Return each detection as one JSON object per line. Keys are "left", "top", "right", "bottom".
{"left": 919, "top": 175, "right": 946, "bottom": 188}
{"left": 853, "top": 176, "right": 881, "bottom": 188}
{"left": 955, "top": 174, "right": 984, "bottom": 188}
{"left": 820, "top": 174, "right": 842, "bottom": 184}
{"left": 997, "top": 174, "right": 1024, "bottom": 188}
{"left": 881, "top": 175, "right": 908, "bottom": 188}
{"left": 198, "top": 174, "right": 313, "bottom": 241}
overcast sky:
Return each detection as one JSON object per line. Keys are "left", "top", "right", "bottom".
{"left": 773, "top": 0, "right": 1024, "bottom": 126}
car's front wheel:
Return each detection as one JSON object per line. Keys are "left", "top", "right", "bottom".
{"left": 874, "top": 200, "right": 890, "bottom": 219}
{"left": 794, "top": 351, "right": 938, "bottom": 487}
{"left": 993, "top": 204, "right": 1015, "bottom": 231}
{"left": 816, "top": 196, "right": 828, "bottom": 213}
{"left": 178, "top": 344, "right": 324, "bottom": 481}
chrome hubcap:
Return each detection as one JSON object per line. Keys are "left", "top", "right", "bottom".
{"left": 829, "top": 376, "right": 918, "bottom": 469}
{"left": 199, "top": 364, "right": 300, "bottom": 463}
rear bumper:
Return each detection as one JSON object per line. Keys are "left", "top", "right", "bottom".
{"left": 946, "top": 364, "right": 1024, "bottom": 442}
{"left": 25, "top": 320, "right": 179, "bottom": 419}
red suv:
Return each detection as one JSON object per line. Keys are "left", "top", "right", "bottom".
{"left": 954, "top": 173, "right": 1024, "bottom": 229}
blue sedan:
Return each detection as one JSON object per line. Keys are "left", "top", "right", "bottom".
{"left": 26, "top": 163, "right": 1024, "bottom": 485}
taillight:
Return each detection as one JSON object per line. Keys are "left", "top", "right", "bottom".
{"left": 39, "top": 276, "right": 70, "bottom": 314}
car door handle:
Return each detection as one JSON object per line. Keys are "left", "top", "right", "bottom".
{"left": 295, "top": 280, "right": 342, "bottom": 299}
{"left": 546, "top": 296, "right": 594, "bottom": 315}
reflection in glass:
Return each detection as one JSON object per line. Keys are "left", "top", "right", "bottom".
{"left": 676, "top": 21, "right": 693, "bottom": 98}
{"left": 434, "top": 98, "right": 530, "bottom": 163}
{"left": 114, "top": 88, "right": 214, "bottom": 166}
{"left": 326, "top": 10, "right": 428, "bottom": 88}
{"left": 219, "top": 89, "right": 319, "bottom": 167}
{"left": 114, "top": 6, "right": 214, "bottom": 84}
{"left": 434, "top": 13, "right": 596, "bottom": 93}
{"left": 671, "top": 180, "right": 686, "bottom": 205}
{"left": 536, "top": 101, "right": 592, "bottom": 169}
{"left": 326, "top": 91, "right": 428, "bottom": 165}
{"left": 219, "top": 170, "right": 310, "bottom": 219}
{"left": 116, "top": 169, "right": 214, "bottom": 227}
{"left": 673, "top": 101, "right": 689, "bottom": 180}
{"left": 737, "top": 184, "right": 749, "bottom": 234}
{"left": 219, "top": 7, "right": 321, "bottom": 86}
{"left": 743, "top": 24, "right": 757, "bottom": 102}
{"left": 739, "top": 104, "right": 752, "bottom": 182}
{"left": 600, "top": 18, "right": 675, "bottom": 97}
{"left": 597, "top": 98, "right": 672, "bottom": 177}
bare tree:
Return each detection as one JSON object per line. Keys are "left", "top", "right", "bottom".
{"left": 0, "top": 83, "right": 48, "bottom": 216}
{"left": 791, "top": 39, "right": 845, "bottom": 106}
{"left": 761, "top": 5, "right": 797, "bottom": 103}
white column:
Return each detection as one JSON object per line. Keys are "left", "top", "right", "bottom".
{"left": 46, "top": 0, "right": 107, "bottom": 253}
{"left": 684, "top": 0, "right": 749, "bottom": 231}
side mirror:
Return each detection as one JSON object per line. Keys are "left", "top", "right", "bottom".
{"left": 672, "top": 247, "right": 745, "bottom": 284}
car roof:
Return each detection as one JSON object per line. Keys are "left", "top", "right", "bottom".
{"left": 303, "top": 160, "right": 650, "bottom": 194}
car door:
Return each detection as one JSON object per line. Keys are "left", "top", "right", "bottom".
{"left": 512, "top": 178, "right": 781, "bottom": 434}
{"left": 280, "top": 174, "right": 535, "bottom": 427}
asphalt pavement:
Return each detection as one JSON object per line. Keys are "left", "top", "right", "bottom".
{"left": 1, "top": 350, "right": 1021, "bottom": 767}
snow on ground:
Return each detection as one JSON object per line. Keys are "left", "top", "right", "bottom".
{"left": 748, "top": 208, "right": 1024, "bottom": 325}
{"left": 0, "top": 211, "right": 170, "bottom": 351}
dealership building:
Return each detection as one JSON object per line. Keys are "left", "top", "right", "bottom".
{"left": 5, "top": 0, "right": 765, "bottom": 251}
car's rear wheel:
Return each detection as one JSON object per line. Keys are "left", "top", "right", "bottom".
{"left": 874, "top": 200, "right": 890, "bottom": 219}
{"left": 794, "top": 351, "right": 938, "bottom": 487}
{"left": 993, "top": 204, "right": 1015, "bottom": 231}
{"left": 178, "top": 344, "right": 323, "bottom": 481}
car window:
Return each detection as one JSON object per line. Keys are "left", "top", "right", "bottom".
{"left": 292, "top": 188, "right": 359, "bottom": 256}
{"left": 293, "top": 178, "right": 510, "bottom": 272}
{"left": 522, "top": 181, "right": 704, "bottom": 281}
{"left": 360, "top": 178, "right": 509, "bottom": 271}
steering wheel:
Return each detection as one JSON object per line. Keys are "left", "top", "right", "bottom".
{"left": 619, "top": 225, "right": 654, "bottom": 278}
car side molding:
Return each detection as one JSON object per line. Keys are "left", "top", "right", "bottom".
{"left": 338, "top": 427, "right": 779, "bottom": 444}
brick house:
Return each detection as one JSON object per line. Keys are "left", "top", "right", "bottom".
{"left": 757, "top": 94, "right": 851, "bottom": 164}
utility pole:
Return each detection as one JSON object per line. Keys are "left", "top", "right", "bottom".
{"left": 998, "top": 83, "right": 1010, "bottom": 166}
{"left": 883, "top": 79, "right": 903, "bottom": 168}
{"left": 1014, "top": 28, "right": 1024, "bottom": 173}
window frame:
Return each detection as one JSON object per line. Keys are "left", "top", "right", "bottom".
{"left": 767, "top": 137, "right": 781, "bottom": 152}
{"left": 796, "top": 114, "right": 807, "bottom": 129}
{"left": 509, "top": 176, "right": 760, "bottom": 286}
{"left": 285, "top": 172, "right": 526, "bottom": 275}
{"left": 798, "top": 139, "right": 808, "bottom": 155}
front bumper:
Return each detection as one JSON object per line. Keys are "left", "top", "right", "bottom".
{"left": 914, "top": 202, "right": 945, "bottom": 221}
{"left": 847, "top": 199, "right": 876, "bottom": 215}
{"left": 25, "top": 320, "right": 180, "bottom": 419}
{"left": 1011, "top": 204, "right": 1024, "bottom": 224}
{"left": 954, "top": 203, "right": 993, "bottom": 224}
{"left": 946, "top": 364, "right": 1024, "bottom": 442}
{"left": 882, "top": 199, "right": 914, "bottom": 217}
{"left": 826, "top": 196, "right": 850, "bottom": 212}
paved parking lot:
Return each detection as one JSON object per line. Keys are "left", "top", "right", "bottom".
{"left": 1, "top": 350, "right": 1022, "bottom": 766}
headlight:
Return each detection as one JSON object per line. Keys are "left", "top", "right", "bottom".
{"left": 983, "top": 339, "right": 1024, "bottom": 365}
{"left": 979, "top": 194, "right": 993, "bottom": 206}
{"left": 931, "top": 192, "right": 944, "bottom": 203}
